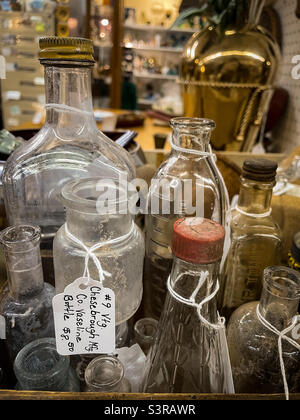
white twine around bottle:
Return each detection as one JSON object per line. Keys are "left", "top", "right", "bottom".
{"left": 167, "top": 272, "right": 235, "bottom": 394}
{"left": 45, "top": 103, "right": 94, "bottom": 116}
{"left": 169, "top": 136, "right": 217, "bottom": 160}
{"left": 64, "top": 222, "right": 135, "bottom": 286}
{"left": 256, "top": 304, "right": 300, "bottom": 400}
{"left": 235, "top": 206, "right": 272, "bottom": 218}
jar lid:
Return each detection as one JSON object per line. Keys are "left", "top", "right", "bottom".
{"left": 291, "top": 231, "right": 300, "bottom": 263}
{"left": 39, "top": 37, "right": 95, "bottom": 63}
{"left": 242, "top": 159, "right": 278, "bottom": 182}
{"left": 172, "top": 218, "right": 225, "bottom": 264}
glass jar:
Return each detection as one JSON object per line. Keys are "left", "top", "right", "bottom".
{"left": 0, "top": 225, "right": 55, "bottom": 361}
{"left": 219, "top": 159, "right": 282, "bottom": 319}
{"left": 133, "top": 318, "right": 158, "bottom": 355}
{"left": 288, "top": 231, "right": 300, "bottom": 273}
{"left": 84, "top": 355, "right": 131, "bottom": 393}
{"left": 143, "top": 217, "right": 234, "bottom": 394}
{"left": 53, "top": 178, "right": 145, "bottom": 326}
{"left": 143, "top": 118, "right": 229, "bottom": 319}
{"left": 227, "top": 266, "right": 300, "bottom": 395}
{"left": 14, "top": 338, "right": 80, "bottom": 392}
{"left": 2, "top": 37, "right": 135, "bottom": 283}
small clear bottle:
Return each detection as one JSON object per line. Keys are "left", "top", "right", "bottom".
{"left": 53, "top": 178, "right": 145, "bottom": 325}
{"left": 144, "top": 118, "right": 229, "bottom": 319}
{"left": 143, "top": 217, "right": 234, "bottom": 394}
{"left": 0, "top": 225, "right": 55, "bottom": 361}
{"left": 227, "top": 266, "right": 300, "bottom": 394}
{"left": 219, "top": 159, "right": 282, "bottom": 318}
{"left": 14, "top": 338, "right": 80, "bottom": 392}
{"left": 84, "top": 355, "right": 131, "bottom": 393}
{"left": 133, "top": 318, "right": 158, "bottom": 355}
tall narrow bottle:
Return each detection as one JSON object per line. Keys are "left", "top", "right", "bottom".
{"left": 144, "top": 118, "right": 229, "bottom": 319}
{"left": 2, "top": 37, "right": 135, "bottom": 282}
{"left": 143, "top": 217, "right": 234, "bottom": 394}
{"left": 219, "top": 159, "right": 282, "bottom": 318}
{"left": 0, "top": 225, "right": 55, "bottom": 361}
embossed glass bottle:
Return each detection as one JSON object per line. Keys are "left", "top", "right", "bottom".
{"left": 227, "top": 266, "right": 300, "bottom": 394}
{"left": 84, "top": 355, "right": 131, "bottom": 392}
{"left": 0, "top": 226, "right": 55, "bottom": 361}
{"left": 219, "top": 159, "right": 282, "bottom": 319}
{"left": 2, "top": 37, "right": 135, "bottom": 283}
{"left": 143, "top": 218, "right": 234, "bottom": 394}
{"left": 14, "top": 338, "right": 80, "bottom": 391}
{"left": 144, "top": 118, "right": 229, "bottom": 320}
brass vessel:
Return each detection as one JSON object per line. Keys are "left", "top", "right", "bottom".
{"left": 180, "top": 0, "right": 281, "bottom": 151}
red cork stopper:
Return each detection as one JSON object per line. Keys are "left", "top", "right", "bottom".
{"left": 172, "top": 218, "right": 225, "bottom": 264}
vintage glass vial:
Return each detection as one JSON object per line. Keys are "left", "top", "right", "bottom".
{"left": 2, "top": 37, "right": 135, "bottom": 282}
{"left": 144, "top": 118, "right": 229, "bottom": 320}
{"left": 0, "top": 225, "right": 55, "bottom": 361}
{"left": 219, "top": 159, "right": 282, "bottom": 318}
{"left": 14, "top": 338, "right": 80, "bottom": 391}
{"left": 84, "top": 355, "right": 131, "bottom": 392}
{"left": 227, "top": 266, "right": 300, "bottom": 394}
{"left": 133, "top": 318, "right": 158, "bottom": 355}
{"left": 53, "top": 178, "right": 145, "bottom": 326}
{"left": 143, "top": 218, "right": 234, "bottom": 394}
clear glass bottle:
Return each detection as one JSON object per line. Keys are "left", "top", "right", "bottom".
{"left": 144, "top": 118, "right": 229, "bottom": 319}
{"left": 227, "top": 266, "right": 300, "bottom": 394}
{"left": 53, "top": 178, "right": 145, "bottom": 326}
{"left": 133, "top": 318, "right": 158, "bottom": 355}
{"left": 84, "top": 355, "right": 131, "bottom": 393}
{"left": 14, "top": 338, "right": 80, "bottom": 392}
{"left": 143, "top": 217, "right": 234, "bottom": 394}
{"left": 219, "top": 159, "right": 282, "bottom": 319}
{"left": 2, "top": 37, "right": 135, "bottom": 282}
{"left": 0, "top": 225, "right": 55, "bottom": 361}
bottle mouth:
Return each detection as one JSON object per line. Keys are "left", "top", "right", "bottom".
{"left": 134, "top": 318, "right": 158, "bottom": 344}
{"left": 264, "top": 266, "right": 300, "bottom": 300}
{"left": 0, "top": 225, "right": 41, "bottom": 251}
{"left": 85, "top": 356, "right": 124, "bottom": 390}
{"left": 170, "top": 118, "right": 216, "bottom": 132}
{"left": 14, "top": 338, "right": 69, "bottom": 387}
{"left": 61, "top": 178, "right": 130, "bottom": 215}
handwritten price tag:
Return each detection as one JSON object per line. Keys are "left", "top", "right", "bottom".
{"left": 52, "top": 278, "right": 115, "bottom": 356}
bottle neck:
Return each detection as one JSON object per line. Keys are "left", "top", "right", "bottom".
{"left": 5, "top": 246, "right": 44, "bottom": 299}
{"left": 44, "top": 64, "right": 95, "bottom": 128}
{"left": 0, "top": 227, "right": 44, "bottom": 300}
{"left": 66, "top": 208, "right": 133, "bottom": 247}
{"left": 170, "top": 257, "right": 220, "bottom": 324}
{"left": 237, "top": 177, "right": 274, "bottom": 215}
{"left": 259, "top": 267, "right": 300, "bottom": 330}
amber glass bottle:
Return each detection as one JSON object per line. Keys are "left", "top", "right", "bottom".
{"left": 219, "top": 159, "right": 282, "bottom": 318}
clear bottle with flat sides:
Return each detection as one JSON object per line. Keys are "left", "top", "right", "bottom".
{"left": 219, "top": 159, "right": 282, "bottom": 318}
{"left": 2, "top": 37, "right": 135, "bottom": 283}
{"left": 0, "top": 225, "right": 55, "bottom": 361}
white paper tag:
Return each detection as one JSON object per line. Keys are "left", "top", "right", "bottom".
{"left": 0, "top": 315, "right": 6, "bottom": 340}
{"left": 52, "top": 277, "right": 115, "bottom": 356}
